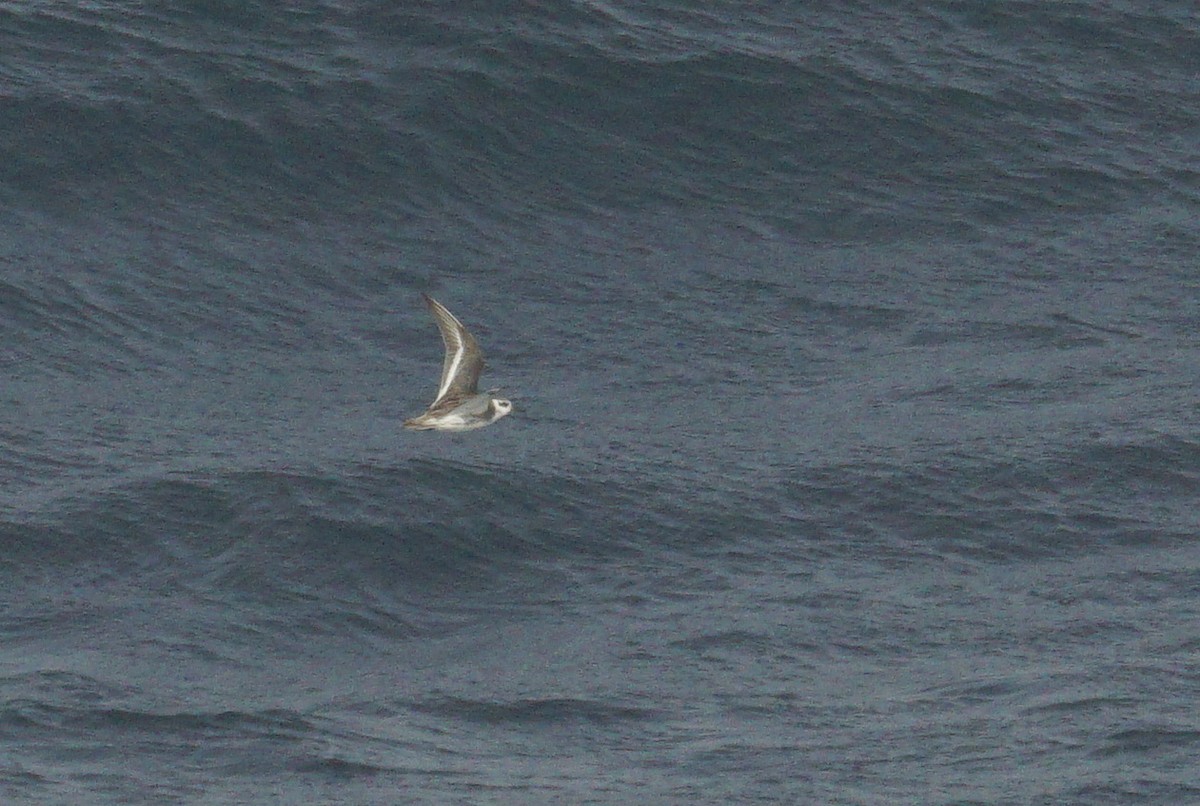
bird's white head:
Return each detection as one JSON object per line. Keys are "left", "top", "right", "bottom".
{"left": 492, "top": 398, "right": 513, "bottom": 420}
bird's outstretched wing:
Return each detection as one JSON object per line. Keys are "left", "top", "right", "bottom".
{"left": 423, "top": 294, "right": 484, "bottom": 406}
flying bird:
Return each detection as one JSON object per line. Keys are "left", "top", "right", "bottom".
{"left": 404, "top": 294, "right": 513, "bottom": 432}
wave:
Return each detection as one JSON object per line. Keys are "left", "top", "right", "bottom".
{"left": 788, "top": 433, "right": 1200, "bottom": 564}
{"left": 0, "top": 458, "right": 667, "bottom": 648}
{"left": 415, "top": 694, "right": 659, "bottom": 727}
{"left": 2, "top": 0, "right": 1194, "bottom": 235}
{"left": 4, "top": 428, "right": 1195, "bottom": 624}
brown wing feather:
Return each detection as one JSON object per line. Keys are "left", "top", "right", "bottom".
{"left": 422, "top": 294, "right": 485, "bottom": 405}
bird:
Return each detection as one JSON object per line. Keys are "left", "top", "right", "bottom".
{"left": 403, "top": 294, "right": 513, "bottom": 431}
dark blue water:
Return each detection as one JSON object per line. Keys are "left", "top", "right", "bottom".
{"left": 3, "top": 1, "right": 1199, "bottom": 803}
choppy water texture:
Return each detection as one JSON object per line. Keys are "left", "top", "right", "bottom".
{"left": 3, "top": 1, "right": 1200, "bottom": 803}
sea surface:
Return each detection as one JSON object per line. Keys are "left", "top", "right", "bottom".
{"left": 2, "top": 1, "right": 1199, "bottom": 803}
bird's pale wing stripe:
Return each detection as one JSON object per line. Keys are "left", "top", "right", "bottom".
{"left": 438, "top": 339, "right": 464, "bottom": 402}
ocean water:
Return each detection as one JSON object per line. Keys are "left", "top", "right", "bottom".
{"left": 2, "top": 1, "right": 1199, "bottom": 803}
